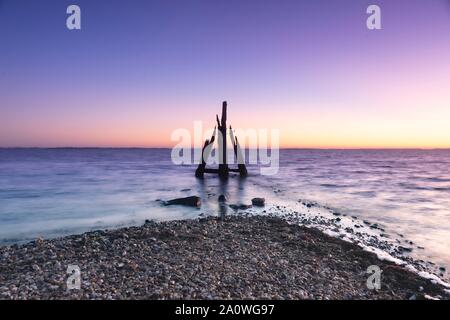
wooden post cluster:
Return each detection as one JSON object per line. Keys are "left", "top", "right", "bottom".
{"left": 195, "top": 101, "right": 247, "bottom": 179}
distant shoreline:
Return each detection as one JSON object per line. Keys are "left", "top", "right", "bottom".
{"left": 0, "top": 215, "right": 448, "bottom": 300}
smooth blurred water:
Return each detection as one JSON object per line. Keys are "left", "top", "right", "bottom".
{"left": 0, "top": 148, "right": 449, "bottom": 272}
{"left": 261, "top": 149, "right": 450, "bottom": 273}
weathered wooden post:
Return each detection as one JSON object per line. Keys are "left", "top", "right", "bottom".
{"left": 217, "top": 101, "right": 229, "bottom": 179}
{"left": 230, "top": 126, "right": 247, "bottom": 177}
{"left": 195, "top": 128, "right": 216, "bottom": 178}
{"left": 235, "top": 137, "right": 248, "bottom": 177}
{"left": 195, "top": 139, "right": 209, "bottom": 178}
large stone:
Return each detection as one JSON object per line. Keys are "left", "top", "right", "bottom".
{"left": 164, "top": 196, "right": 201, "bottom": 207}
{"left": 251, "top": 197, "right": 265, "bottom": 207}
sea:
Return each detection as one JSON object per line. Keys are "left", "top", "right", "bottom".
{"left": 0, "top": 148, "right": 449, "bottom": 281}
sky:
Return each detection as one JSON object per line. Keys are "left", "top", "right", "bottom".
{"left": 0, "top": 0, "right": 449, "bottom": 148}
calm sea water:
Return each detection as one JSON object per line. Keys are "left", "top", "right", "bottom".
{"left": 1, "top": 148, "right": 449, "bottom": 276}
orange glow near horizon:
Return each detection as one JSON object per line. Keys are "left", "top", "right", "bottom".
{"left": 2, "top": 99, "right": 449, "bottom": 149}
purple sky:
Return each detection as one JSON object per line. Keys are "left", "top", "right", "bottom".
{"left": 1, "top": 0, "right": 449, "bottom": 147}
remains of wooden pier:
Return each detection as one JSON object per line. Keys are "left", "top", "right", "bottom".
{"left": 195, "top": 101, "right": 247, "bottom": 179}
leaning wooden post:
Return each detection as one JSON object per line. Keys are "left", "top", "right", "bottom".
{"left": 235, "top": 136, "right": 248, "bottom": 177}
{"left": 230, "top": 126, "right": 248, "bottom": 177}
{"left": 195, "top": 127, "right": 216, "bottom": 178}
{"left": 195, "top": 139, "right": 209, "bottom": 178}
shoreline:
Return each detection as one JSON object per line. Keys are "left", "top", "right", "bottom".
{"left": 0, "top": 215, "right": 448, "bottom": 300}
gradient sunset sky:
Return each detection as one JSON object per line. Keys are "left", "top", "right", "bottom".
{"left": 0, "top": 0, "right": 449, "bottom": 148}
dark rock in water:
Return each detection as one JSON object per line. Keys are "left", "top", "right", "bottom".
{"left": 332, "top": 212, "right": 341, "bottom": 216}
{"left": 229, "top": 204, "right": 252, "bottom": 211}
{"left": 180, "top": 188, "right": 191, "bottom": 192}
{"left": 218, "top": 195, "right": 227, "bottom": 203}
{"left": 251, "top": 198, "right": 265, "bottom": 207}
{"left": 398, "top": 246, "right": 413, "bottom": 253}
{"left": 439, "top": 266, "right": 446, "bottom": 272}
{"left": 165, "top": 196, "right": 201, "bottom": 207}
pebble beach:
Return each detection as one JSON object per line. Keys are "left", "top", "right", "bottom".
{"left": 0, "top": 215, "right": 448, "bottom": 300}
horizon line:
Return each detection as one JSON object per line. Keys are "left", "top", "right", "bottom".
{"left": 1, "top": 146, "right": 450, "bottom": 150}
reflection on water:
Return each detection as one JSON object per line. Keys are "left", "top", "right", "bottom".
{"left": 0, "top": 148, "right": 449, "bottom": 274}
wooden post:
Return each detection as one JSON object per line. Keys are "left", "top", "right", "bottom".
{"left": 229, "top": 126, "right": 247, "bottom": 177}
{"left": 235, "top": 137, "right": 248, "bottom": 177}
{"left": 195, "top": 127, "right": 216, "bottom": 178}
{"left": 218, "top": 101, "right": 229, "bottom": 179}
{"left": 195, "top": 139, "right": 208, "bottom": 178}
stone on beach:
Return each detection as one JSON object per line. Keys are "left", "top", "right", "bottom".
{"left": 229, "top": 204, "right": 252, "bottom": 211}
{"left": 251, "top": 198, "right": 265, "bottom": 207}
{"left": 164, "top": 196, "right": 201, "bottom": 207}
